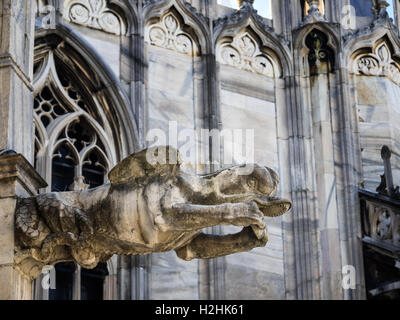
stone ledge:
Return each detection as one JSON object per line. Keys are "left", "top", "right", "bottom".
{"left": 0, "top": 154, "right": 47, "bottom": 197}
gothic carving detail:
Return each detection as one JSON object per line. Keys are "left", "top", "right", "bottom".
{"left": 354, "top": 42, "right": 400, "bottom": 86}
{"left": 146, "top": 13, "right": 196, "bottom": 55}
{"left": 217, "top": 32, "right": 274, "bottom": 77}
{"left": 15, "top": 146, "right": 291, "bottom": 279}
{"left": 33, "top": 51, "right": 115, "bottom": 192}
{"left": 65, "top": 0, "right": 123, "bottom": 35}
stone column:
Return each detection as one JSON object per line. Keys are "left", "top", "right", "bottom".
{"left": 0, "top": 153, "right": 47, "bottom": 300}
{"left": 0, "top": 1, "right": 36, "bottom": 162}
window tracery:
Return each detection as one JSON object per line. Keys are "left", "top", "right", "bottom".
{"left": 33, "top": 51, "right": 114, "bottom": 192}
{"left": 33, "top": 48, "right": 119, "bottom": 300}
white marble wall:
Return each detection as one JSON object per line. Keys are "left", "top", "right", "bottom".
{"left": 146, "top": 44, "right": 201, "bottom": 299}
{"left": 219, "top": 65, "right": 285, "bottom": 299}
{"left": 356, "top": 76, "right": 400, "bottom": 190}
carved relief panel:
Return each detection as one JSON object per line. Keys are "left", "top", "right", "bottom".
{"left": 217, "top": 32, "right": 274, "bottom": 77}
{"left": 354, "top": 42, "right": 400, "bottom": 86}
{"left": 64, "top": 0, "right": 124, "bottom": 35}
{"left": 363, "top": 200, "right": 400, "bottom": 247}
{"left": 145, "top": 12, "right": 198, "bottom": 56}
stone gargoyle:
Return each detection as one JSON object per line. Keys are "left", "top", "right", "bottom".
{"left": 14, "top": 146, "right": 291, "bottom": 279}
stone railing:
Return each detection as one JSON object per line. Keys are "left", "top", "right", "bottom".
{"left": 359, "top": 146, "right": 400, "bottom": 299}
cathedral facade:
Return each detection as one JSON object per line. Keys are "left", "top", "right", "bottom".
{"left": 0, "top": 0, "right": 400, "bottom": 300}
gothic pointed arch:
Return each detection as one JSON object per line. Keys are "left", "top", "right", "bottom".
{"left": 145, "top": 7, "right": 200, "bottom": 56}
{"left": 294, "top": 25, "right": 338, "bottom": 74}
{"left": 305, "top": 28, "right": 335, "bottom": 74}
{"left": 144, "top": 0, "right": 210, "bottom": 54}
{"left": 351, "top": 37, "right": 400, "bottom": 86}
{"left": 33, "top": 32, "right": 138, "bottom": 189}
{"left": 216, "top": 28, "right": 276, "bottom": 77}
{"left": 62, "top": 0, "right": 129, "bottom": 35}
{"left": 35, "top": 27, "right": 139, "bottom": 153}
{"left": 213, "top": 5, "right": 291, "bottom": 77}
{"left": 345, "top": 29, "right": 400, "bottom": 71}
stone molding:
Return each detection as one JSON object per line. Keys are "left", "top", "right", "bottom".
{"left": 0, "top": 153, "right": 47, "bottom": 198}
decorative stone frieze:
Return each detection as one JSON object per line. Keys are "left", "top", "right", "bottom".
{"left": 217, "top": 32, "right": 274, "bottom": 76}
{"left": 64, "top": 0, "right": 123, "bottom": 35}
{"left": 146, "top": 13, "right": 197, "bottom": 55}
{"left": 354, "top": 42, "right": 400, "bottom": 86}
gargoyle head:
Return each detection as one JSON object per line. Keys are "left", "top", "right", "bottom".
{"left": 212, "top": 164, "right": 292, "bottom": 217}
{"left": 108, "top": 146, "right": 292, "bottom": 217}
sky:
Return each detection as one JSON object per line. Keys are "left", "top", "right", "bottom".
{"left": 387, "top": 0, "right": 395, "bottom": 20}
{"left": 219, "top": 0, "right": 396, "bottom": 21}
{"left": 218, "top": 0, "right": 272, "bottom": 19}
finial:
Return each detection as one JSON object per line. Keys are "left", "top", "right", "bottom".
{"left": 237, "top": 0, "right": 254, "bottom": 8}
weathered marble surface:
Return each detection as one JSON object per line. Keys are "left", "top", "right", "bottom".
{"left": 357, "top": 76, "right": 400, "bottom": 190}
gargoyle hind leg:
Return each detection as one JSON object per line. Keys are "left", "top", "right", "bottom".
{"left": 175, "top": 227, "right": 268, "bottom": 261}
{"left": 157, "top": 202, "right": 266, "bottom": 233}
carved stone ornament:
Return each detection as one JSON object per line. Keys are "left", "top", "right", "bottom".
{"left": 14, "top": 146, "right": 291, "bottom": 280}
{"left": 217, "top": 32, "right": 274, "bottom": 77}
{"left": 354, "top": 42, "right": 400, "bottom": 86}
{"left": 64, "top": 0, "right": 123, "bottom": 35}
{"left": 146, "top": 13, "right": 196, "bottom": 55}
{"left": 302, "top": 0, "right": 326, "bottom": 25}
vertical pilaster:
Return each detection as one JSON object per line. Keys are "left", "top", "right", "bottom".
{"left": 0, "top": 0, "right": 38, "bottom": 300}
{"left": 0, "top": 153, "right": 47, "bottom": 300}
{"left": 0, "top": 1, "right": 35, "bottom": 162}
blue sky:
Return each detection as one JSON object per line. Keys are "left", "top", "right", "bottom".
{"left": 218, "top": 0, "right": 272, "bottom": 19}
{"left": 387, "top": 0, "right": 395, "bottom": 20}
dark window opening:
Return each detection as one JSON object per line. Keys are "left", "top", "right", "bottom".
{"left": 49, "top": 262, "right": 75, "bottom": 300}
{"left": 51, "top": 145, "right": 76, "bottom": 192}
{"left": 81, "top": 263, "right": 108, "bottom": 300}
{"left": 83, "top": 151, "right": 106, "bottom": 189}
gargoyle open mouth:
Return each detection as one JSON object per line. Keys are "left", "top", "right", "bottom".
{"left": 252, "top": 197, "right": 292, "bottom": 217}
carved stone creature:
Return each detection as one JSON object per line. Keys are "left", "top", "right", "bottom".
{"left": 15, "top": 147, "right": 291, "bottom": 279}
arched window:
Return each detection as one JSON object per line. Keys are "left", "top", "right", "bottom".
{"left": 33, "top": 43, "right": 122, "bottom": 300}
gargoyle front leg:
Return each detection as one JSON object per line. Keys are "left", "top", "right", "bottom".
{"left": 157, "top": 202, "right": 266, "bottom": 232}
{"left": 175, "top": 227, "right": 268, "bottom": 261}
